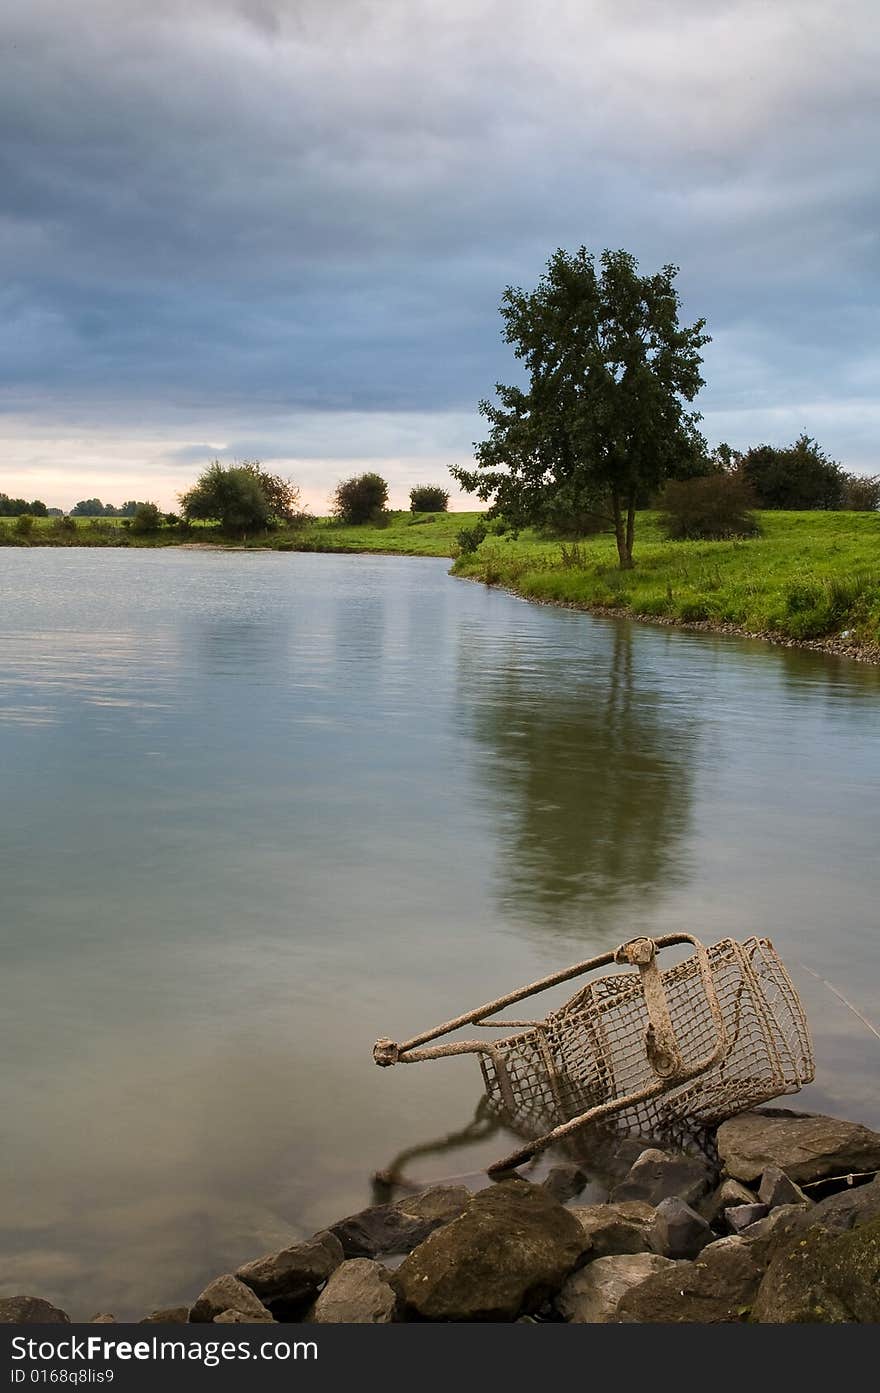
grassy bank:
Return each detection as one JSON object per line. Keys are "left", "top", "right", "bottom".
{"left": 452, "top": 511, "right": 880, "bottom": 650}
{"left": 0, "top": 510, "right": 483, "bottom": 556}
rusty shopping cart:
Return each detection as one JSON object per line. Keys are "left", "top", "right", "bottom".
{"left": 373, "top": 934, "right": 814, "bottom": 1173}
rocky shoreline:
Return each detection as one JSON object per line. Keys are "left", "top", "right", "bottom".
{"left": 4, "top": 1108, "right": 880, "bottom": 1325}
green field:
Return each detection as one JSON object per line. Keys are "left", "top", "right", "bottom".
{"left": 4, "top": 508, "right": 880, "bottom": 649}
{"left": 453, "top": 511, "right": 880, "bottom": 648}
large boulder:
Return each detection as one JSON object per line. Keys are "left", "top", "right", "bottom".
{"left": 752, "top": 1216, "right": 880, "bottom": 1323}
{"left": 330, "top": 1186, "right": 470, "bottom": 1259}
{"left": 236, "top": 1230, "right": 343, "bottom": 1314}
{"left": 0, "top": 1296, "right": 70, "bottom": 1324}
{"left": 716, "top": 1110, "right": 880, "bottom": 1185}
{"left": 394, "top": 1179, "right": 586, "bottom": 1321}
{"left": 616, "top": 1236, "right": 763, "bottom": 1323}
{"left": 556, "top": 1254, "right": 678, "bottom": 1322}
{"left": 308, "top": 1259, "right": 397, "bottom": 1324}
{"left": 189, "top": 1275, "right": 274, "bottom": 1324}
{"left": 568, "top": 1201, "right": 654, "bottom": 1258}
{"left": 612, "top": 1148, "right": 712, "bottom": 1207}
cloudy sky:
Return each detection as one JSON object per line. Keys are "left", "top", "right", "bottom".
{"left": 1, "top": 0, "right": 878, "bottom": 510}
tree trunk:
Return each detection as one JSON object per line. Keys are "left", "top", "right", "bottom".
{"left": 625, "top": 495, "right": 636, "bottom": 568}
{"left": 612, "top": 491, "right": 635, "bottom": 569}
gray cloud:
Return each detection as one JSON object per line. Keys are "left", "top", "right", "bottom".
{"left": 1, "top": 0, "right": 878, "bottom": 504}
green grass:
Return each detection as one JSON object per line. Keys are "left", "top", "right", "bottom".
{"left": 452, "top": 511, "right": 880, "bottom": 648}
{"left": 278, "top": 510, "right": 483, "bottom": 556}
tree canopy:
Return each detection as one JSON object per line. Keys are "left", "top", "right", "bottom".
{"left": 180, "top": 460, "right": 301, "bottom": 534}
{"left": 452, "top": 247, "right": 710, "bottom": 567}
{"left": 331, "top": 472, "right": 389, "bottom": 523}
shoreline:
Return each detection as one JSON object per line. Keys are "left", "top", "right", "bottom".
{"left": 455, "top": 574, "right": 880, "bottom": 666}
{"left": 5, "top": 528, "right": 880, "bottom": 665}
{"left": 7, "top": 1107, "right": 880, "bottom": 1324}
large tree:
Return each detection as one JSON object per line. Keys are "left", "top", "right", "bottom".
{"left": 452, "top": 248, "right": 710, "bottom": 568}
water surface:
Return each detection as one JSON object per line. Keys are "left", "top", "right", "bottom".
{"left": 1, "top": 549, "right": 878, "bottom": 1317}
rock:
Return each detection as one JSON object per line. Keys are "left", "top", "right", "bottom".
{"left": 758, "top": 1165, "right": 811, "bottom": 1209}
{"left": 236, "top": 1230, "right": 343, "bottom": 1312}
{"left": 716, "top": 1110, "right": 880, "bottom": 1185}
{"left": 140, "top": 1307, "right": 189, "bottom": 1323}
{"left": 542, "top": 1164, "right": 588, "bottom": 1203}
{"left": 648, "top": 1197, "right": 713, "bottom": 1259}
{"left": 308, "top": 1259, "right": 397, "bottom": 1324}
{"left": 189, "top": 1275, "right": 275, "bottom": 1324}
{"left": 330, "top": 1187, "right": 470, "bottom": 1258}
{"left": 611, "top": 1148, "right": 711, "bottom": 1207}
{"left": 556, "top": 1254, "right": 678, "bottom": 1322}
{"left": 700, "top": 1178, "right": 758, "bottom": 1225}
{"left": 394, "top": 1178, "right": 586, "bottom": 1321}
{"left": 616, "top": 1236, "right": 763, "bottom": 1323}
{"left": 90, "top": 1314, "right": 116, "bottom": 1323}
{"left": 725, "top": 1203, "right": 768, "bottom": 1234}
{"left": 569, "top": 1201, "right": 654, "bottom": 1258}
{"left": 0, "top": 1296, "right": 70, "bottom": 1324}
{"left": 752, "top": 1216, "right": 880, "bottom": 1322}
{"left": 213, "top": 1308, "right": 275, "bottom": 1324}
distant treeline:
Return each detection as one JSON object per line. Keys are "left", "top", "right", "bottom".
{"left": 0, "top": 494, "right": 156, "bottom": 518}
{"left": 69, "top": 498, "right": 153, "bottom": 517}
{"left": 0, "top": 494, "right": 49, "bottom": 516}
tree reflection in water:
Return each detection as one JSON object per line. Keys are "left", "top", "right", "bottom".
{"left": 458, "top": 619, "right": 698, "bottom": 939}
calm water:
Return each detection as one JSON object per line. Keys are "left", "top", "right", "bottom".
{"left": 1, "top": 548, "right": 878, "bottom": 1317}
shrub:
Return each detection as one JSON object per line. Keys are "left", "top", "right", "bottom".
{"left": 658, "top": 474, "right": 760, "bottom": 540}
{"left": 332, "top": 473, "right": 389, "bottom": 523}
{"left": 740, "top": 434, "right": 844, "bottom": 510}
{"left": 409, "top": 485, "right": 449, "bottom": 512}
{"left": 129, "top": 502, "right": 163, "bottom": 534}
{"left": 456, "top": 521, "right": 488, "bottom": 554}
{"left": 14, "top": 514, "right": 35, "bottom": 539}
{"left": 840, "top": 473, "right": 880, "bottom": 511}
{"left": 164, "top": 512, "right": 179, "bottom": 527}
{"left": 559, "top": 542, "right": 590, "bottom": 569}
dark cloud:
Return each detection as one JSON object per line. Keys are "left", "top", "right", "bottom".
{"left": 1, "top": 0, "right": 878, "bottom": 500}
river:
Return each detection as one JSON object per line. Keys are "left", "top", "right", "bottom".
{"left": 1, "top": 547, "right": 878, "bottom": 1317}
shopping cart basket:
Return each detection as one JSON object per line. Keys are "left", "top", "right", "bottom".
{"left": 373, "top": 934, "right": 814, "bottom": 1172}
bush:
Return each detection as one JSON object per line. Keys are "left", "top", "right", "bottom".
{"left": 456, "top": 521, "right": 488, "bottom": 554}
{"left": 332, "top": 473, "right": 389, "bottom": 523}
{"left": 409, "top": 485, "right": 449, "bottom": 512}
{"left": 129, "top": 502, "right": 163, "bottom": 534}
{"left": 658, "top": 474, "right": 760, "bottom": 540}
{"left": 740, "top": 434, "right": 844, "bottom": 510}
{"left": 14, "top": 514, "right": 35, "bottom": 539}
{"left": 840, "top": 473, "right": 880, "bottom": 511}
